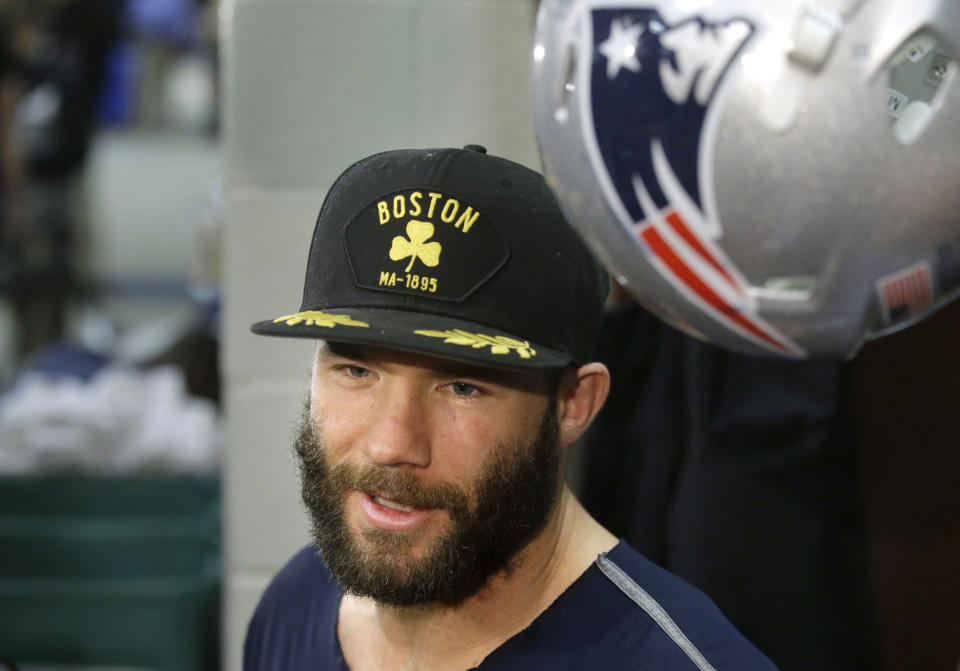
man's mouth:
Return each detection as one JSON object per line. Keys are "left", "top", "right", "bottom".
{"left": 372, "top": 495, "right": 416, "bottom": 513}
{"left": 357, "top": 491, "right": 432, "bottom": 531}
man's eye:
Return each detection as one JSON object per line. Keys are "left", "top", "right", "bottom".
{"left": 342, "top": 365, "right": 371, "bottom": 378}
{"left": 450, "top": 382, "right": 480, "bottom": 397}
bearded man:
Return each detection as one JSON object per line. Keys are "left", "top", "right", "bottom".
{"left": 244, "top": 145, "right": 778, "bottom": 670}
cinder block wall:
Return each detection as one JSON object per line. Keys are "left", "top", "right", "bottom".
{"left": 220, "top": 1, "right": 540, "bottom": 666}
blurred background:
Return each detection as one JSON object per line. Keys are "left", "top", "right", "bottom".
{"left": 0, "top": 0, "right": 221, "bottom": 668}
{"left": 0, "top": 1, "right": 957, "bottom": 670}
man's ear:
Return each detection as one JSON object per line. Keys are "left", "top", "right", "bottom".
{"left": 556, "top": 362, "right": 610, "bottom": 448}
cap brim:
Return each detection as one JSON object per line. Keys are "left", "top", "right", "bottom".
{"left": 250, "top": 307, "right": 571, "bottom": 370}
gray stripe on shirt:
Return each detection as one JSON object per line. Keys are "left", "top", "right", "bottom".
{"left": 596, "top": 553, "right": 718, "bottom": 671}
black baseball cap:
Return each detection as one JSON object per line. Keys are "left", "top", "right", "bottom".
{"left": 251, "top": 145, "right": 608, "bottom": 370}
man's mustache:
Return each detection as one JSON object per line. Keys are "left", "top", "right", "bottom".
{"left": 295, "top": 411, "right": 470, "bottom": 514}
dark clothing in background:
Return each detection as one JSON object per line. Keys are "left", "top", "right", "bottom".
{"left": 0, "top": 11, "right": 27, "bottom": 285}
{"left": 581, "top": 304, "right": 879, "bottom": 671}
{"left": 18, "top": 0, "right": 125, "bottom": 178}
{"left": 7, "top": 0, "right": 125, "bottom": 357}
{"left": 0, "top": 17, "right": 14, "bottom": 80}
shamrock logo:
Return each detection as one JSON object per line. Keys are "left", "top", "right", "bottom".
{"left": 389, "top": 220, "right": 442, "bottom": 272}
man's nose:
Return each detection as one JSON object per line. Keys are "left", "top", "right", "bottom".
{"left": 363, "top": 383, "right": 431, "bottom": 468}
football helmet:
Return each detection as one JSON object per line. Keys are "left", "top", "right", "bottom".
{"left": 533, "top": 0, "right": 960, "bottom": 358}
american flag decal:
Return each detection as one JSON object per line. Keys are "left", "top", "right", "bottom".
{"left": 876, "top": 262, "right": 933, "bottom": 324}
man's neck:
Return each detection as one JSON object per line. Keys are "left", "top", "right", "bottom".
{"left": 337, "top": 488, "right": 618, "bottom": 671}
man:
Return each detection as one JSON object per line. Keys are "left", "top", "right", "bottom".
{"left": 245, "top": 144, "right": 778, "bottom": 670}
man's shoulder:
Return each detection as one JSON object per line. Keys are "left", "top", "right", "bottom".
{"left": 244, "top": 545, "right": 344, "bottom": 671}
{"left": 599, "top": 540, "right": 725, "bottom": 620}
{"left": 483, "top": 541, "right": 778, "bottom": 670}
{"left": 586, "top": 541, "right": 779, "bottom": 670}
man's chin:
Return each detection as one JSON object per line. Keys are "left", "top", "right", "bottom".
{"left": 314, "top": 533, "right": 468, "bottom": 608}
{"left": 353, "top": 527, "right": 443, "bottom": 564}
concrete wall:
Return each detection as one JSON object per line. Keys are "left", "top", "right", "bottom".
{"left": 220, "top": 1, "right": 540, "bottom": 666}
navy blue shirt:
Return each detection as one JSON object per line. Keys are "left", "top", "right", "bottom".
{"left": 245, "top": 540, "right": 779, "bottom": 670}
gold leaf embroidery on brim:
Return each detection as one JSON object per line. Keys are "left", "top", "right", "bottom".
{"left": 273, "top": 311, "right": 370, "bottom": 328}
{"left": 413, "top": 329, "right": 537, "bottom": 358}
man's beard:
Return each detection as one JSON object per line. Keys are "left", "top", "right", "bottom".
{"left": 293, "top": 400, "right": 561, "bottom": 608}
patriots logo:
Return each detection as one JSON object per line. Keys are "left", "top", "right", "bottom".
{"left": 582, "top": 6, "right": 804, "bottom": 357}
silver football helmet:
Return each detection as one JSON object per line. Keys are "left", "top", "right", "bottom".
{"left": 533, "top": 0, "right": 960, "bottom": 358}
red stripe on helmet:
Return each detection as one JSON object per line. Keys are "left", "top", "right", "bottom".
{"left": 641, "top": 225, "right": 795, "bottom": 354}
{"left": 664, "top": 211, "right": 743, "bottom": 295}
